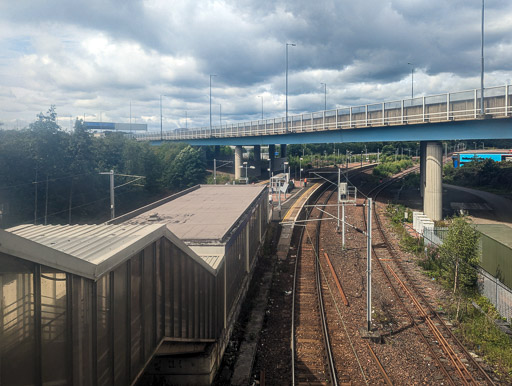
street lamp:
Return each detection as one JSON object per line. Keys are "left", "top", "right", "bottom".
{"left": 160, "top": 94, "right": 171, "bottom": 140}
{"left": 480, "top": 0, "right": 485, "bottom": 115}
{"left": 258, "top": 96, "right": 263, "bottom": 119}
{"left": 320, "top": 82, "right": 327, "bottom": 110}
{"left": 286, "top": 43, "right": 296, "bottom": 133}
{"left": 210, "top": 74, "right": 217, "bottom": 136}
{"left": 407, "top": 63, "right": 414, "bottom": 99}
{"left": 299, "top": 157, "right": 303, "bottom": 185}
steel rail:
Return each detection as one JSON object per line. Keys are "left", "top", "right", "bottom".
{"left": 291, "top": 180, "right": 332, "bottom": 386}
{"left": 323, "top": 251, "right": 349, "bottom": 307}
{"left": 365, "top": 341, "right": 393, "bottom": 386}
{"left": 373, "top": 208, "right": 495, "bottom": 385}
{"left": 364, "top": 167, "right": 495, "bottom": 386}
{"left": 292, "top": 165, "right": 392, "bottom": 385}
{"left": 311, "top": 184, "right": 339, "bottom": 386}
{"left": 361, "top": 168, "right": 457, "bottom": 385}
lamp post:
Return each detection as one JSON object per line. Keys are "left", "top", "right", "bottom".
{"left": 320, "top": 82, "right": 327, "bottom": 110}
{"left": 219, "top": 104, "right": 222, "bottom": 127}
{"left": 214, "top": 159, "right": 217, "bottom": 185}
{"left": 407, "top": 63, "right": 414, "bottom": 99}
{"left": 299, "top": 157, "right": 303, "bottom": 185}
{"left": 240, "top": 162, "right": 255, "bottom": 184}
{"left": 480, "top": 0, "right": 485, "bottom": 115}
{"left": 160, "top": 94, "right": 163, "bottom": 140}
{"left": 210, "top": 74, "right": 217, "bottom": 136}
{"left": 286, "top": 43, "right": 296, "bottom": 133}
{"left": 258, "top": 96, "right": 263, "bottom": 119}
{"left": 160, "top": 94, "right": 171, "bottom": 140}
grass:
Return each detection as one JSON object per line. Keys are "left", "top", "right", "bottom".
{"left": 449, "top": 296, "right": 512, "bottom": 380}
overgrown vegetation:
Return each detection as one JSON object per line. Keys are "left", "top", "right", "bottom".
{"left": 0, "top": 106, "right": 208, "bottom": 226}
{"left": 386, "top": 205, "right": 512, "bottom": 379}
{"left": 373, "top": 158, "right": 414, "bottom": 178}
{"left": 453, "top": 296, "right": 512, "bottom": 379}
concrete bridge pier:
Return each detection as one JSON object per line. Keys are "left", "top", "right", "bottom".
{"left": 269, "top": 145, "right": 275, "bottom": 173}
{"left": 253, "top": 145, "right": 261, "bottom": 176}
{"left": 420, "top": 141, "right": 426, "bottom": 198}
{"left": 281, "top": 144, "right": 287, "bottom": 158}
{"left": 235, "top": 145, "right": 243, "bottom": 180}
{"left": 214, "top": 145, "right": 221, "bottom": 158}
{"left": 423, "top": 141, "right": 443, "bottom": 221}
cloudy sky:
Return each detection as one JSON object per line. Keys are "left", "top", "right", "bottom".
{"left": 1, "top": 0, "right": 512, "bottom": 132}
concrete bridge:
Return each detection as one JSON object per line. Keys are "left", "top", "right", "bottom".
{"left": 136, "top": 84, "right": 512, "bottom": 221}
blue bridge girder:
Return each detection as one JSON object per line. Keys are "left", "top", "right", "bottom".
{"left": 136, "top": 84, "right": 512, "bottom": 146}
{"left": 148, "top": 117, "right": 512, "bottom": 146}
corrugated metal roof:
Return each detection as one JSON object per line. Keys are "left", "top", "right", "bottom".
{"left": 124, "top": 185, "right": 266, "bottom": 243}
{"left": 8, "top": 224, "right": 161, "bottom": 265}
{"left": 196, "top": 255, "right": 223, "bottom": 271}
{"left": 0, "top": 223, "right": 221, "bottom": 279}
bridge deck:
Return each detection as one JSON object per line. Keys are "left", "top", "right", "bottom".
{"left": 136, "top": 84, "right": 511, "bottom": 143}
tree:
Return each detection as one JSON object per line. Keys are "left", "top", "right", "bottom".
{"left": 163, "top": 146, "right": 207, "bottom": 191}
{"left": 439, "top": 216, "right": 480, "bottom": 296}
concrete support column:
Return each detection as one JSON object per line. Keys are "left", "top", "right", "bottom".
{"left": 269, "top": 144, "right": 275, "bottom": 173}
{"left": 281, "top": 144, "right": 287, "bottom": 158}
{"left": 253, "top": 145, "right": 261, "bottom": 176}
{"left": 214, "top": 145, "right": 221, "bottom": 158}
{"left": 424, "top": 141, "right": 443, "bottom": 221}
{"left": 235, "top": 145, "right": 243, "bottom": 180}
{"left": 420, "top": 141, "right": 426, "bottom": 198}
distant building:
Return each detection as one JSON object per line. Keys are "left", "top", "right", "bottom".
{"left": 452, "top": 149, "right": 512, "bottom": 168}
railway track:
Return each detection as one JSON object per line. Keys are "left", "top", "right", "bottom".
{"left": 363, "top": 168, "right": 496, "bottom": 386}
{"left": 292, "top": 165, "right": 390, "bottom": 385}
{"left": 292, "top": 183, "right": 338, "bottom": 385}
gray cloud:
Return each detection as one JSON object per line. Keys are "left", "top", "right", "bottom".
{"left": 0, "top": 0, "right": 511, "bottom": 130}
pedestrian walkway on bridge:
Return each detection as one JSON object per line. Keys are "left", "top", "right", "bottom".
{"left": 135, "top": 84, "right": 511, "bottom": 142}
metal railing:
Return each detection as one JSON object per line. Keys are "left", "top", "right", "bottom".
{"left": 479, "top": 268, "right": 512, "bottom": 323}
{"left": 421, "top": 225, "right": 512, "bottom": 323}
{"left": 135, "top": 84, "right": 511, "bottom": 141}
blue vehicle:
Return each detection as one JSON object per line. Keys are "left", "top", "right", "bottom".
{"left": 452, "top": 150, "right": 512, "bottom": 167}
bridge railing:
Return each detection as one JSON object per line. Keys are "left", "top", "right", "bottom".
{"left": 135, "top": 84, "right": 511, "bottom": 141}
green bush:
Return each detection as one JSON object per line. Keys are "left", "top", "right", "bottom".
{"left": 444, "top": 159, "right": 512, "bottom": 193}
{"left": 373, "top": 159, "right": 413, "bottom": 178}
